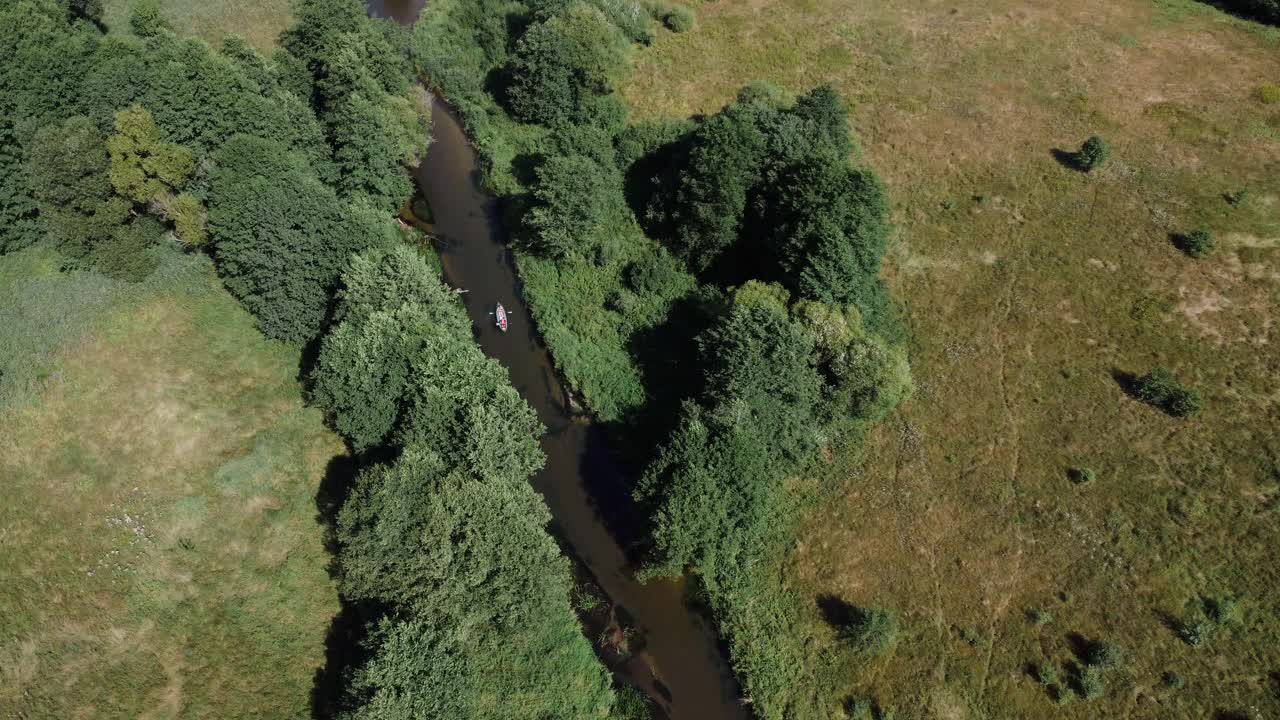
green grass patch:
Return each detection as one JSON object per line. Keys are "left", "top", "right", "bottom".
{"left": 0, "top": 249, "right": 340, "bottom": 717}
{"left": 102, "top": 0, "right": 293, "bottom": 50}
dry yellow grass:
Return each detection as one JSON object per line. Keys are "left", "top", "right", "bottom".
{"left": 627, "top": 0, "right": 1280, "bottom": 715}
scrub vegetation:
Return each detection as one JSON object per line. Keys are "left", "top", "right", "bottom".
{"left": 1, "top": 0, "right": 616, "bottom": 717}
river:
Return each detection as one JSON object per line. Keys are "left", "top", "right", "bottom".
{"left": 367, "top": 2, "right": 750, "bottom": 719}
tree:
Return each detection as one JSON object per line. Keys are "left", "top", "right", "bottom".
{"left": 504, "top": 3, "right": 630, "bottom": 127}
{"left": 337, "top": 452, "right": 614, "bottom": 720}
{"left": 312, "top": 246, "right": 472, "bottom": 451}
{"left": 26, "top": 116, "right": 117, "bottom": 260}
{"left": 1075, "top": 135, "right": 1110, "bottom": 172}
{"left": 107, "top": 104, "right": 194, "bottom": 204}
{"left": 128, "top": 0, "right": 169, "bottom": 37}
{"left": 766, "top": 155, "right": 891, "bottom": 323}
{"left": 208, "top": 134, "right": 395, "bottom": 342}
{"left": 523, "top": 153, "right": 616, "bottom": 258}
{"left": 669, "top": 97, "right": 771, "bottom": 270}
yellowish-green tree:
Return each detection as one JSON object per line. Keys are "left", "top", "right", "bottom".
{"left": 107, "top": 104, "right": 194, "bottom": 204}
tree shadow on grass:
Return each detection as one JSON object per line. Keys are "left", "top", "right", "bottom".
{"left": 309, "top": 454, "right": 370, "bottom": 719}
{"left": 1051, "top": 148, "right": 1083, "bottom": 172}
{"left": 1110, "top": 367, "right": 1140, "bottom": 398}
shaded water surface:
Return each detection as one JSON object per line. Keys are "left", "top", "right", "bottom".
{"left": 367, "top": 2, "right": 749, "bottom": 718}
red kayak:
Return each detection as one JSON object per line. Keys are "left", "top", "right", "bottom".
{"left": 494, "top": 303, "right": 508, "bottom": 333}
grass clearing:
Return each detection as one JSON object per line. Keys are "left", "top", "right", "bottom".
{"left": 102, "top": 0, "right": 293, "bottom": 50}
{"left": 626, "top": 0, "right": 1280, "bottom": 715}
{"left": 0, "top": 248, "right": 340, "bottom": 718}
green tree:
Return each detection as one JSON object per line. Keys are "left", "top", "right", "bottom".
{"left": 1075, "top": 135, "right": 1110, "bottom": 172}
{"left": 312, "top": 246, "right": 472, "bottom": 450}
{"left": 504, "top": 3, "right": 630, "bottom": 127}
{"left": 338, "top": 449, "right": 614, "bottom": 720}
{"left": 107, "top": 104, "right": 194, "bottom": 204}
{"left": 128, "top": 0, "right": 169, "bottom": 37}
{"left": 768, "top": 155, "right": 891, "bottom": 324}
{"left": 208, "top": 134, "right": 395, "bottom": 341}
{"left": 523, "top": 153, "right": 617, "bottom": 258}
{"left": 26, "top": 116, "right": 117, "bottom": 260}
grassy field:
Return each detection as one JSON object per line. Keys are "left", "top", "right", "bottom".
{"left": 626, "top": 0, "right": 1280, "bottom": 716}
{"left": 0, "top": 248, "right": 340, "bottom": 718}
{"left": 102, "top": 0, "right": 293, "bottom": 50}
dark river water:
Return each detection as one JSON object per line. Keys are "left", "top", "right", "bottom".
{"left": 367, "top": 2, "right": 750, "bottom": 718}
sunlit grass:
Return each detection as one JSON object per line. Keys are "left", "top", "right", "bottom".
{"left": 0, "top": 248, "right": 340, "bottom": 717}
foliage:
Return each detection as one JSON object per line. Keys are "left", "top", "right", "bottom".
{"left": 1080, "top": 664, "right": 1105, "bottom": 700}
{"left": 107, "top": 104, "right": 194, "bottom": 204}
{"left": 840, "top": 607, "right": 899, "bottom": 656}
{"left": 524, "top": 152, "right": 619, "bottom": 258}
{"left": 661, "top": 4, "right": 694, "bottom": 32}
{"left": 26, "top": 116, "right": 117, "bottom": 261}
{"left": 1177, "top": 228, "right": 1214, "bottom": 258}
{"left": 765, "top": 155, "right": 891, "bottom": 323}
{"left": 505, "top": 3, "right": 631, "bottom": 128}
{"left": 1075, "top": 135, "right": 1110, "bottom": 172}
{"left": 1132, "top": 366, "right": 1202, "bottom": 417}
{"left": 313, "top": 247, "right": 614, "bottom": 718}
{"left": 1069, "top": 467, "right": 1097, "bottom": 484}
{"left": 128, "top": 0, "right": 170, "bottom": 36}
{"left": 1206, "top": 0, "right": 1279, "bottom": 25}
{"left": 208, "top": 133, "right": 395, "bottom": 342}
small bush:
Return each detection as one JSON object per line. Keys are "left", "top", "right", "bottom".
{"left": 1163, "top": 671, "right": 1185, "bottom": 689}
{"left": 1259, "top": 82, "right": 1280, "bottom": 105}
{"left": 1206, "top": 595, "right": 1242, "bottom": 626}
{"left": 1032, "top": 608, "right": 1054, "bottom": 626}
{"left": 1179, "top": 619, "right": 1214, "bottom": 646}
{"left": 1133, "top": 366, "right": 1202, "bottom": 417}
{"left": 841, "top": 607, "right": 899, "bottom": 656}
{"left": 1076, "top": 135, "right": 1110, "bottom": 172}
{"left": 662, "top": 4, "right": 695, "bottom": 32}
{"left": 1036, "top": 659, "right": 1060, "bottom": 686}
{"left": 1176, "top": 229, "right": 1214, "bottom": 258}
{"left": 1080, "top": 664, "right": 1106, "bottom": 700}
{"left": 1087, "top": 641, "right": 1123, "bottom": 670}
{"left": 1069, "top": 467, "right": 1097, "bottom": 484}
{"left": 129, "top": 0, "right": 171, "bottom": 38}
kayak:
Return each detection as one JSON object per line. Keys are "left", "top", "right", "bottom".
{"left": 495, "top": 303, "right": 508, "bottom": 332}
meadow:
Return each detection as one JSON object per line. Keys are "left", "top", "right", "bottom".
{"left": 625, "top": 0, "right": 1280, "bottom": 716}
{"left": 102, "top": 0, "right": 293, "bottom": 49}
{"left": 0, "top": 247, "right": 341, "bottom": 717}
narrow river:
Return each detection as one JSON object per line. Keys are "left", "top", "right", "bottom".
{"left": 367, "top": 3, "right": 750, "bottom": 719}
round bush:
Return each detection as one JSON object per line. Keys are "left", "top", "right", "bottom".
{"left": 663, "top": 4, "right": 695, "bottom": 32}
{"left": 1179, "top": 228, "right": 1214, "bottom": 258}
{"left": 1076, "top": 135, "right": 1110, "bottom": 172}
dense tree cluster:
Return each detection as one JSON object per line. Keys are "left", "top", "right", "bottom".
{"left": 0, "top": 0, "right": 425, "bottom": 341}
{"left": 310, "top": 247, "right": 615, "bottom": 719}
{"left": 3, "top": 4, "right": 620, "bottom": 715}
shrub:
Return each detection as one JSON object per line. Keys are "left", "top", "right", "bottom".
{"left": 1163, "top": 671, "right": 1185, "bottom": 689}
{"left": 841, "top": 607, "right": 899, "bottom": 656}
{"left": 1260, "top": 82, "right": 1280, "bottom": 104}
{"left": 1032, "top": 608, "right": 1054, "bottom": 626}
{"left": 1133, "top": 366, "right": 1202, "bottom": 417}
{"left": 1177, "top": 228, "right": 1214, "bottom": 258}
{"left": 524, "top": 153, "right": 617, "bottom": 258}
{"left": 1087, "top": 641, "right": 1123, "bottom": 670}
{"left": 1036, "top": 659, "right": 1060, "bottom": 686}
{"left": 1075, "top": 135, "right": 1110, "bottom": 172}
{"left": 1069, "top": 467, "right": 1097, "bottom": 484}
{"left": 1207, "top": 595, "right": 1242, "bottom": 626}
{"left": 662, "top": 4, "right": 695, "bottom": 32}
{"left": 1080, "top": 664, "right": 1105, "bottom": 700}
{"left": 128, "top": 0, "right": 170, "bottom": 37}
{"left": 1179, "top": 619, "right": 1214, "bottom": 646}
